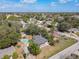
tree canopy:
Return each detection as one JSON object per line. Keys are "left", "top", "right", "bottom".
{"left": 28, "top": 41, "right": 41, "bottom": 55}
{"left": 0, "top": 23, "right": 20, "bottom": 49}
{"left": 25, "top": 24, "right": 41, "bottom": 35}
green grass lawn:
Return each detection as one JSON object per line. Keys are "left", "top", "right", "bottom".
{"left": 75, "top": 32, "right": 79, "bottom": 36}
{"left": 36, "top": 37, "right": 77, "bottom": 59}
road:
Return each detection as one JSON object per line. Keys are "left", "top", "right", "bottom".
{"left": 49, "top": 32, "right": 79, "bottom": 59}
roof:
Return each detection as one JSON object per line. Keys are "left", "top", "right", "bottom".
{"left": 26, "top": 35, "right": 32, "bottom": 40}
{"left": 68, "top": 28, "right": 79, "bottom": 32}
{"left": 33, "top": 35, "right": 48, "bottom": 46}
{"left": 0, "top": 46, "right": 15, "bottom": 59}
{"left": 21, "top": 32, "right": 32, "bottom": 40}
{"left": 73, "top": 50, "right": 79, "bottom": 56}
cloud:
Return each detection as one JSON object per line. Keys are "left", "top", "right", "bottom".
{"left": 0, "top": 0, "right": 37, "bottom": 9}
{"left": 21, "top": 0, "right": 37, "bottom": 3}
{"left": 59, "top": 0, "right": 72, "bottom": 3}
{"left": 75, "top": 3, "right": 79, "bottom": 6}
{"left": 50, "top": 2, "right": 57, "bottom": 7}
{"left": 0, "top": 3, "right": 26, "bottom": 9}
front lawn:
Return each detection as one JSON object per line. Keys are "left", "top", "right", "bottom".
{"left": 75, "top": 32, "right": 79, "bottom": 36}
{"left": 36, "top": 37, "right": 77, "bottom": 59}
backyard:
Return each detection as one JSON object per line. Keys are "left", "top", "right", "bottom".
{"left": 35, "top": 37, "right": 77, "bottom": 59}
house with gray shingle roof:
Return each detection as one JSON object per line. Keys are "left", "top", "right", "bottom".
{"left": 0, "top": 46, "right": 15, "bottom": 59}
{"left": 33, "top": 35, "right": 49, "bottom": 48}
{"left": 68, "top": 28, "right": 79, "bottom": 33}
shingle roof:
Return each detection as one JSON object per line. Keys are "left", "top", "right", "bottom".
{"left": 0, "top": 46, "right": 15, "bottom": 59}
{"left": 33, "top": 35, "right": 48, "bottom": 46}
{"left": 68, "top": 28, "right": 79, "bottom": 32}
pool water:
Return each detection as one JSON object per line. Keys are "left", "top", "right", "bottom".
{"left": 20, "top": 39, "right": 29, "bottom": 44}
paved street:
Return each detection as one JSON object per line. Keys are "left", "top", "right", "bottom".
{"left": 49, "top": 32, "right": 79, "bottom": 59}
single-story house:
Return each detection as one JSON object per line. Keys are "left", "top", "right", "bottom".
{"left": 21, "top": 32, "right": 26, "bottom": 38}
{"left": 20, "top": 20, "right": 28, "bottom": 29}
{"left": 53, "top": 31, "right": 60, "bottom": 37}
{"left": 72, "top": 50, "right": 79, "bottom": 56}
{"left": 37, "top": 20, "right": 43, "bottom": 25}
{"left": 68, "top": 28, "right": 79, "bottom": 33}
{"left": 0, "top": 46, "right": 15, "bottom": 59}
{"left": 33, "top": 35, "right": 49, "bottom": 48}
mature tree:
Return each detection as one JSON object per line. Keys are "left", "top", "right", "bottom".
{"left": 71, "top": 17, "right": 79, "bottom": 28}
{"left": 47, "top": 34, "right": 54, "bottom": 46}
{"left": 26, "top": 24, "right": 40, "bottom": 35}
{"left": 28, "top": 41, "right": 41, "bottom": 55}
{"left": 0, "top": 32, "right": 20, "bottom": 49}
{"left": 40, "top": 28, "right": 49, "bottom": 39}
{"left": 0, "top": 38, "right": 11, "bottom": 49}
{"left": 0, "top": 25, "right": 12, "bottom": 39}
{"left": 0, "top": 24, "right": 20, "bottom": 49}
{"left": 57, "top": 22, "right": 71, "bottom": 32}
{"left": 51, "top": 19, "right": 57, "bottom": 32}
{"left": 21, "top": 15, "right": 29, "bottom": 22}
{"left": 0, "top": 14, "right": 6, "bottom": 24}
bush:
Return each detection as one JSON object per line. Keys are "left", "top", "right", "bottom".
{"left": 12, "top": 52, "right": 18, "bottom": 59}
{"left": 28, "top": 41, "right": 41, "bottom": 55}
{"left": 2, "top": 55, "right": 10, "bottom": 59}
{"left": 47, "top": 35, "right": 54, "bottom": 46}
{"left": 40, "top": 28, "right": 49, "bottom": 39}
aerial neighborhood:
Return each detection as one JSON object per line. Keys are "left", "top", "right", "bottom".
{"left": 0, "top": 13, "right": 79, "bottom": 59}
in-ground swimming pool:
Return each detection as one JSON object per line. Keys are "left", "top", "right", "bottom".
{"left": 20, "top": 39, "right": 29, "bottom": 44}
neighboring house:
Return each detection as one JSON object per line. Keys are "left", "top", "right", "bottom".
{"left": 37, "top": 20, "right": 43, "bottom": 25}
{"left": 28, "top": 18, "right": 37, "bottom": 24}
{"left": 53, "top": 31, "right": 60, "bottom": 37}
{"left": 45, "top": 21, "right": 52, "bottom": 26}
{"left": 71, "top": 15, "right": 79, "bottom": 19}
{"left": 68, "top": 28, "right": 79, "bottom": 33}
{"left": 21, "top": 32, "right": 26, "bottom": 38}
{"left": 0, "top": 46, "right": 15, "bottom": 59}
{"left": 73, "top": 50, "right": 79, "bottom": 56}
{"left": 33, "top": 35, "right": 49, "bottom": 48}
{"left": 20, "top": 20, "right": 28, "bottom": 29}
